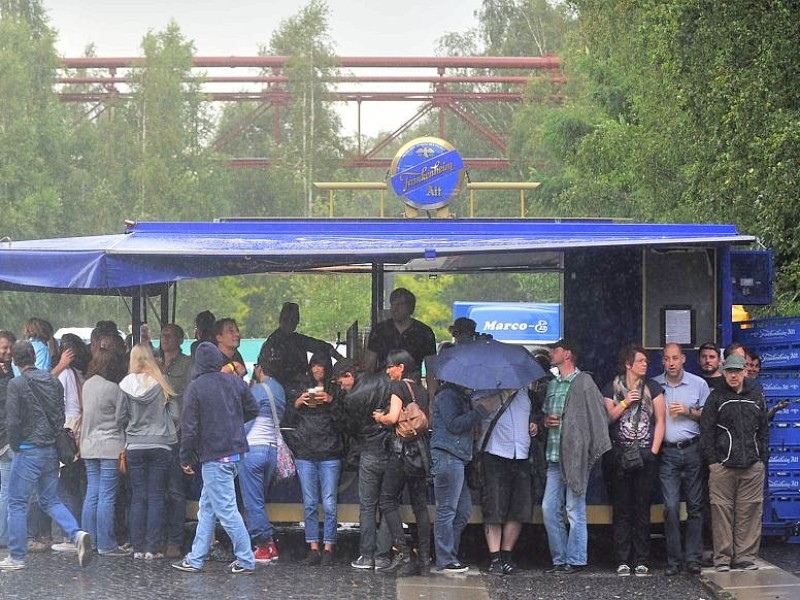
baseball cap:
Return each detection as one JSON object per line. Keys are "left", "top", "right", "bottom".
{"left": 448, "top": 317, "right": 477, "bottom": 336}
{"left": 550, "top": 338, "right": 579, "bottom": 355}
{"left": 721, "top": 354, "right": 746, "bottom": 371}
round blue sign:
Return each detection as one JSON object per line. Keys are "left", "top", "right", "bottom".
{"left": 389, "top": 137, "right": 465, "bottom": 210}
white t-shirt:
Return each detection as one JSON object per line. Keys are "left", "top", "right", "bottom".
{"left": 58, "top": 368, "right": 82, "bottom": 418}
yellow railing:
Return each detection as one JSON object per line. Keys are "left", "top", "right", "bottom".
{"left": 313, "top": 181, "right": 541, "bottom": 218}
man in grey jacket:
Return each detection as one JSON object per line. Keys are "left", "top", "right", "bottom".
{"left": 541, "top": 339, "right": 611, "bottom": 574}
{"left": 0, "top": 341, "right": 92, "bottom": 570}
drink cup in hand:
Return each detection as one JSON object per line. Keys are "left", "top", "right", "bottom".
{"left": 669, "top": 402, "right": 682, "bottom": 418}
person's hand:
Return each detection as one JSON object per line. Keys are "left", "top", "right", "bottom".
{"left": 295, "top": 393, "right": 311, "bottom": 408}
{"left": 372, "top": 410, "right": 384, "bottom": 424}
{"left": 626, "top": 389, "right": 641, "bottom": 405}
{"left": 181, "top": 464, "right": 195, "bottom": 475}
{"left": 476, "top": 394, "right": 501, "bottom": 413}
{"left": 56, "top": 348, "right": 74, "bottom": 370}
{"left": 776, "top": 400, "right": 790, "bottom": 412}
{"left": 544, "top": 414, "right": 560, "bottom": 428}
{"left": 319, "top": 391, "right": 332, "bottom": 404}
{"left": 529, "top": 422, "right": 539, "bottom": 437}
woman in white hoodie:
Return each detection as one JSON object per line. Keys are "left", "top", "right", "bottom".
{"left": 116, "top": 344, "right": 177, "bottom": 559}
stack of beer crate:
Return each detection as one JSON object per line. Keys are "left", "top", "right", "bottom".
{"left": 734, "top": 317, "right": 800, "bottom": 541}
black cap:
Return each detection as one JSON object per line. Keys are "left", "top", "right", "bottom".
{"left": 550, "top": 338, "right": 579, "bottom": 355}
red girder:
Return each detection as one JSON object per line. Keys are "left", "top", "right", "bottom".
{"left": 61, "top": 55, "right": 560, "bottom": 70}
{"left": 58, "top": 55, "right": 563, "bottom": 170}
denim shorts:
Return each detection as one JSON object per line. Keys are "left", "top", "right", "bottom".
{"left": 479, "top": 452, "right": 532, "bottom": 524}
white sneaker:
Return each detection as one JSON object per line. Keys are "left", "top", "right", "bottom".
{"left": 51, "top": 542, "right": 78, "bottom": 553}
{"left": 75, "top": 531, "right": 93, "bottom": 567}
{"left": 145, "top": 552, "right": 164, "bottom": 560}
{"left": 616, "top": 563, "right": 631, "bottom": 576}
{"left": 0, "top": 556, "right": 26, "bottom": 571}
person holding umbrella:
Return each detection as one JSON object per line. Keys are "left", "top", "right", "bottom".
{"left": 427, "top": 338, "right": 546, "bottom": 574}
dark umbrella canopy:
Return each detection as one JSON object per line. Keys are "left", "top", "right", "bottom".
{"left": 427, "top": 338, "right": 546, "bottom": 390}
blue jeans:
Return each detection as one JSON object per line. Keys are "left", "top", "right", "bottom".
{"left": 296, "top": 458, "right": 342, "bottom": 545}
{"left": 128, "top": 447, "right": 171, "bottom": 553}
{"left": 240, "top": 444, "right": 278, "bottom": 543}
{"left": 659, "top": 444, "right": 704, "bottom": 566}
{"left": 542, "top": 461, "right": 588, "bottom": 567}
{"left": 431, "top": 449, "right": 471, "bottom": 568}
{"left": 0, "top": 447, "right": 13, "bottom": 546}
{"left": 82, "top": 458, "right": 120, "bottom": 552}
{"left": 358, "top": 451, "right": 390, "bottom": 557}
{"left": 185, "top": 461, "right": 255, "bottom": 570}
{"left": 7, "top": 446, "right": 82, "bottom": 562}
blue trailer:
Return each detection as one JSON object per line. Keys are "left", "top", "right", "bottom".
{"left": 0, "top": 217, "right": 767, "bottom": 523}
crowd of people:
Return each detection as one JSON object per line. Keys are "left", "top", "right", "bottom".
{"left": 0, "top": 289, "right": 776, "bottom": 578}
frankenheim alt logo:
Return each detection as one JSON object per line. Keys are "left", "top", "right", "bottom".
{"left": 389, "top": 137, "right": 465, "bottom": 211}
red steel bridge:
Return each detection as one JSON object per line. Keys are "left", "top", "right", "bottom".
{"left": 58, "top": 55, "right": 563, "bottom": 170}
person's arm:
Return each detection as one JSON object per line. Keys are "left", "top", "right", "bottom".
{"left": 604, "top": 387, "right": 641, "bottom": 422}
{"left": 651, "top": 392, "right": 666, "bottom": 454}
{"left": 50, "top": 347, "right": 74, "bottom": 378}
{"left": 7, "top": 383, "right": 22, "bottom": 450}
{"left": 374, "top": 394, "right": 403, "bottom": 425}
{"left": 437, "top": 392, "right": 490, "bottom": 434}
{"left": 241, "top": 384, "right": 260, "bottom": 423}
{"left": 114, "top": 392, "right": 130, "bottom": 431}
{"left": 699, "top": 394, "right": 718, "bottom": 464}
{"left": 179, "top": 388, "right": 199, "bottom": 474}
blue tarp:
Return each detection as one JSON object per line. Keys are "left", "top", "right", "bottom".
{"left": 0, "top": 219, "right": 754, "bottom": 293}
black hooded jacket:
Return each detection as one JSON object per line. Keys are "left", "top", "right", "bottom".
{"left": 700, "top": 377, "right": 768, "bottom": 469}
{"left": 180, "top": 342, "right": 259, "bottom": 466}
{"left": 6, "top": 367, "right": 65, "bottom": 450}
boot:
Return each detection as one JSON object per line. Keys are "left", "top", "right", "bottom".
{"left": 383, "top": 546, "right": 412, "bottom": 574}
{"left": 397, "top": 548, "right": 427, "bottom": 577}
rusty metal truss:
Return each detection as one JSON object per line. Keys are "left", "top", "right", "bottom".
{"left": 58, "top": 55, "right": 563, "bottom": 170}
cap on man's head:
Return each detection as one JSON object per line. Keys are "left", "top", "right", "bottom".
{"left": 722, "top": 354, "right": 747, "bottom": 371}
{"left": 449, "top": 317, "right": 477, "bottom": 336}
{"left": 550, "top": 338, "right": 579, "bottom": 355}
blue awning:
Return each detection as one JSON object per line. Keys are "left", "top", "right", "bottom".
{"left": 0, "top": 219, "right": 755, "bottom": 293}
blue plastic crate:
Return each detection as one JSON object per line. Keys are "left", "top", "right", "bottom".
{"left": 767, "top": 470, "right": 800, "bottom": 491}
{"left": 769, "top": 447, "right": 800, "bottom": 469}
{"left": 757, "top": 344, "right": 800, "bottom": 369}
{"left": 734, "top": 317, "right": 800, "bottom": 347}
{"left": 769, "top": 421, "right": 800, "bottom": 447}
{"left": 760, "top": 372, "right": 800, "bottom": 397}
{"left": 770, "top": 493, "right": 800, "bottom": 521}
{"left": 768, "top": 399, "right": 800, "bottom": 423}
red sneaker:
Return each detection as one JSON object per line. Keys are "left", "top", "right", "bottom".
{"left": 265, "top": 541, "right": 279, "bottom": 563}
{"left": 253, "top": 545, "right": 272, "bottom": 564}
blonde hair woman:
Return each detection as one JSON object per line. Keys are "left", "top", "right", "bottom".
{"left": 116, "top": 344, "right": 178, "bottom": 559}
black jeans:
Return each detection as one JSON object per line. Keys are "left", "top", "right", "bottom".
{"left": 610, "top": 447, "right": 659, "bottom": 566}
{"left": 358, "top": 450, "right": 390, "bottom": 558}
{"left": 380, "top": 453, "right": 431, "bottom": 558}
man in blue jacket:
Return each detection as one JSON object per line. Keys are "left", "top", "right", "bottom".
{"left": 172, "top": 342, "right": 259, "bottom": 575}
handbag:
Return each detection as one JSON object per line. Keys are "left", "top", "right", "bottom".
{"left": 466, "top": 391, "right": 515, "bottom": 490}
{"left": 263, "top": 383, "right": 296, "bottom": 480}
{"left": 618, "top": 390, "right": 644, "bottom": 472}
{"left": 25, "top": 377, "right": 78, "bottom": 465}
{"left": 400, "top": 435, "right": 431, "bottom": 478}
{"left": 395, "top": 379, "right": 429, "bottom": 440}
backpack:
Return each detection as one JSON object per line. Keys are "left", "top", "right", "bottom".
{"left": 395, "top": 379, "right": 429, "bottom": 441}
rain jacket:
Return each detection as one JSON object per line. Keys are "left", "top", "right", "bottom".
{"left": 6, "top": 368, "right": 65, "bottom": 450}
{"left": 116, "top": 372, "right": 179, "bottom": 447}
{"left": 700, "top": 377, "right": 768, "bottom": 468}
{"left": 431, "top": 384, "right": 490, "bottom": 463}
{"left": 180, "top": 342, "right": 258, "bottom": 466}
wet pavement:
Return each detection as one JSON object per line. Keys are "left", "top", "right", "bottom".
{"left": 0, "top": 525, "right": 725, "bottom": 600}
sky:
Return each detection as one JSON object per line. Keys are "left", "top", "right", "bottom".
{"left": 43, "top": 1, "right": 485, "bottom": 136}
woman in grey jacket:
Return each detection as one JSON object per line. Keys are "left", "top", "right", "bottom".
{"left": 116, "top": 344, "right": 178, "bottom": 559}
{"left": 81, "top": 347, "right": 128, "bottom": 556}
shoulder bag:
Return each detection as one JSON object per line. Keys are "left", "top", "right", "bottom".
{"left": 395, "top": 379, "right": 429, "bottom": 440}
{"left": 262, "top": 382, "right": 296, "bottom": 480}
{"left": 466, "top": 391, "right": 515, "bottom": 490}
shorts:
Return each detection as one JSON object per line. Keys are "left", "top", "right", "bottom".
{"left": 479, "top": 452, "right": 532, "bottom": 524}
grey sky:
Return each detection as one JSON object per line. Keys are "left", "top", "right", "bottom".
{"left": 44, "top": 1, "right": 484, "bottom": 136}
{"left": 44, "top": 1, "right": 482, "bottom": 57}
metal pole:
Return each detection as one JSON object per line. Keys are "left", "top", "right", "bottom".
{"left": 132, "top": 288, "right": 142, "bottom": 345}
{"left": 371, "top": 263, "right": 385, "bottom": 329}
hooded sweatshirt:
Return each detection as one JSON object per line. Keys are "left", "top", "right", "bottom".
{"left": 116, "top": 372, "right": 178, "bottom": 449}
{"left": 180, "top": 342, "right": 259, "bottom": 466}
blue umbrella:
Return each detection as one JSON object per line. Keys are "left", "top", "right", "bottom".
{"left": 427, "top": 338, "right": 546, "bottom": 390}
